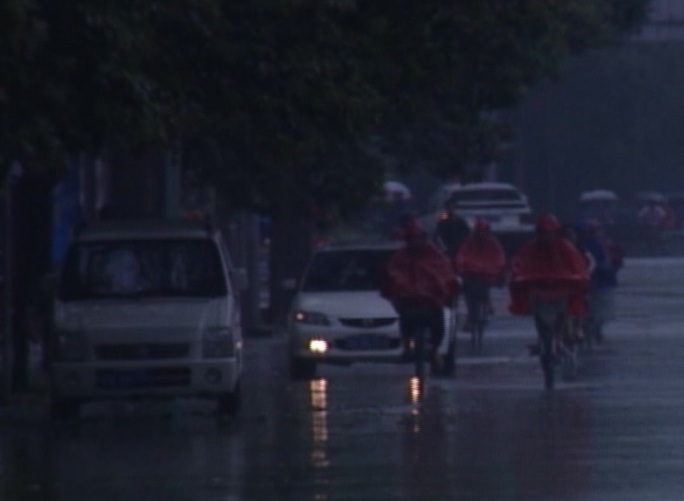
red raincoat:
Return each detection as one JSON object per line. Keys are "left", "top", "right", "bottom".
{"left": 453, "top": 234, "right": 506, "bottom": 285}
{"left": 508, "top": 236, "right": 589, "bottom": 315}
{"left": 381, "top": 242, "right": 459, "bottom": 308}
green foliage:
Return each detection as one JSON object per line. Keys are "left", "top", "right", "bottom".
{"left": 0, "top": 0, "right": 649, "bottom": 201}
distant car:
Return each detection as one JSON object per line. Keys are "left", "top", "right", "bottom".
{"left": 287, "top": 241, "right": 458, "bottom": 380}
{"left": 421, "top": 182, "right": 535, "bottom": 236}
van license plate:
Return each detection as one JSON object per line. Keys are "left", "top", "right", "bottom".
{"left": 97, "top": 369, "right": 149, "bottom": 389}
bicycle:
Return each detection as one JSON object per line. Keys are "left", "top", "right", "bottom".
{"left": 400, "top": 304, "right": 454, "bottom": 381}
{"left": 530, "top": 292, "right": 577, "bottom": 390}
{"left": 462, "top": 277, "right": 490, "bottom": 355}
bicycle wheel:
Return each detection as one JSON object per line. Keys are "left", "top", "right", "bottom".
{"left": 413, "top": 326, "right": 427, "bottom": 380}
{"left": 472, "top": 300, "right": 488, "bottom": 356}
{"left": 539, "top": 331, "right": 555, "bottom": 390}
{"left": 560, "top": 318, "right": 579, "bottom": 381}
{"left": 560, "top": 343, "right": 578, "bottom": 381}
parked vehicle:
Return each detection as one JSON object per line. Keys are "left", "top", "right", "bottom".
{"left": 49, "top": 219, "right": 247, "bottom": 418}
{"left": 287, "top": 241, "right": 458, "bottom": 380}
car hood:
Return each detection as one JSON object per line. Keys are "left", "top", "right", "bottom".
{"left": 54, "top": 298, "right": 228, "bottom": 334}
{"left": 293, "top": 291, "right": 396, "bottom": 318}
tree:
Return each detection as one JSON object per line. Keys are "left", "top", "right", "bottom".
{"left": 0, "top": 0, "right": 650, "bottom": 324}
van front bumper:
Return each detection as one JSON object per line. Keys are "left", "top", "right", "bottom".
{"left": 50, "top": 359, "right": 240, "bottom": 399}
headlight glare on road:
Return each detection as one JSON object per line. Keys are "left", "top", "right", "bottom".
{"left": 293, "top": 310, "right": 330, "bottom": 326}
{"left": 202, "top": 327, "right": 234, "bottom": 358}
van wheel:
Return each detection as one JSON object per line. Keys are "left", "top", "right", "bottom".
{"left": 50, "top": 397, "right": 81, "bottom": 420}
{"left": 290, "top": 357, "right": 317, "bottom": 380}
{"left": 217, "top": 382, "right": 242, "bottom": 416}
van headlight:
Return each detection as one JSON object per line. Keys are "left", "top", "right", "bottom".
{"left": 202, "top": 327, "right": 235, "bottom": 358}
{"left": 56, "top": 329, "right": 87, "bottom": 362}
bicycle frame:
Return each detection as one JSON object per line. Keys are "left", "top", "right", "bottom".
{"left": 399, "top": 305, "right": 451, "bottom": 380}
{"left": 463, "top": 278, "right": 490, "bottom": 355}
{"left": 530, "top": 294, "right": 570, "bottom": 390}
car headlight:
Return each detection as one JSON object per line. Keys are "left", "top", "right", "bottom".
{"left": 202, "top": 327, "right": 235, "bottom": 358}
{"left": 56, "top": 329, "right": 87, "bottom": 362}
{"left": 293, "top": 310, "right": 330, "bottom": 326}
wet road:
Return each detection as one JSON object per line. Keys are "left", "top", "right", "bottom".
{"left": 2, "top": 257, "right": 684, "bottom": 500}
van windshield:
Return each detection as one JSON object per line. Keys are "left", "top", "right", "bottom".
{"left": 58, "top": 239, "right": 227, "bottom": 300}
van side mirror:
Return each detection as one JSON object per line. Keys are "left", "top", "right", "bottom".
{"left": 233, "top": 268, "right": 248, "bottom": 291}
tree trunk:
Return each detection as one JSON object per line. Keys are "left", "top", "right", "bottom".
{"left": 269, "top": 207, "right": 313, "bottom": 329}
{"left": 11, "top": 169, "right": 52, "bottom": 392}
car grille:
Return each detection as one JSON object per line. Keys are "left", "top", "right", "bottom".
{"left": 335, "top": 335, "right": 401, "bottom": 351}
{"left": 95, "top": 343, "right": 190, "bottom": 361}
{"left": 338, "top": 318, "right": 396, "bottom": 328}
{"left": 96, "top": 367, "right": 190, "bottom": 389}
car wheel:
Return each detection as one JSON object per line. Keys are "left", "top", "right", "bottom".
{"left": 216, "top": 381, "right": 242, "bottom": 416}
{"left": 50, "top": 396, "right": 81, "bottom": 420}
{"left": 290, "top": 356, "right": 317, "bottom": 380}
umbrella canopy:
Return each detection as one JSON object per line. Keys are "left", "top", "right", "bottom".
{"left": 579, "top": 190, "right": 618, "bottom": 203}
{"left": 383, "top": 180, "right": 411, "bottom": 201}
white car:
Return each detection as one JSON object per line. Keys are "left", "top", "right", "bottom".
{"left": 50, "top": 219, "right": 246, "bottom": 418}
{"left": 287, "top": 242, "right": 458, "bottom": 380}
{"left": 421, "top": 181, "right": 535, "bottom": 235}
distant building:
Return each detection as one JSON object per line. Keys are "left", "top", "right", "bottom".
{"left": 632, "top": 0, "right": 684, "bottom": 41}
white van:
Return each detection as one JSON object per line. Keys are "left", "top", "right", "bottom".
{"left": 49, "top": 219, "right": 245, "bottom": 418}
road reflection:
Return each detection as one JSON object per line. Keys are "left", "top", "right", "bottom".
{"left": 400, "top": 377, "right": 453, "bottom": 499}
{"left": 309, "top": 378, "right": 330, "bottom": 470}
{"left": 446, "top": 390, "right": 593, "bottom": 499}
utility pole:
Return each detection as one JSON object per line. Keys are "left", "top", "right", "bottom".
{"left": 2, "top": 161, "right": 22, "bottom": 404}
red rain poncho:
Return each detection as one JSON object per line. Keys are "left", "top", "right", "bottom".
{"left": 508, "top": 236, "right": 589, "bottom": 315}
{"left": 453, "top": 234, "right": 506, "bottom": 285}
{"left": 381, "top": 242, "right": 459, "bottom": 308}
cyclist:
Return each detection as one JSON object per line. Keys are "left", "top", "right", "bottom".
{"left": 509, "top": 214, "right": 589, "bottom": 366}
{"left": 434, "top": 198, "right": 471, "bottom": 255}
{"left": 453, "top": 217, "right": 506, "bottom": 338}
{"left": 583, "top": 220, "right": 622, "bottom": 344}
{"left": 381, "top": 217, "right": 459, "bottom": 371}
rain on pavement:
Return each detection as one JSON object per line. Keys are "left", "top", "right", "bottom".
{"left": 2, "top": 257, "right": 684, "bottom": 500}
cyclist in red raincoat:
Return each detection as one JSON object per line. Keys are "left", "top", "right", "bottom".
{"left": 453, "top": 217, "right": 507, "bottom": 330}
{"left": 381, "top": 217, "right": 459, "bottom": 367}
{"left": 509, "top": 214, "right": 589, "bottom": 316}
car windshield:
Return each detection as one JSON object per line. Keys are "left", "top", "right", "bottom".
{"left": 301, "top": 249, "right": 393, "bottom": 292}
{"left": 452, "top": 188, "right": 524, "bottom": 203}
{"left": 58, "top": 238, "right": 227, "bottom": 300}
